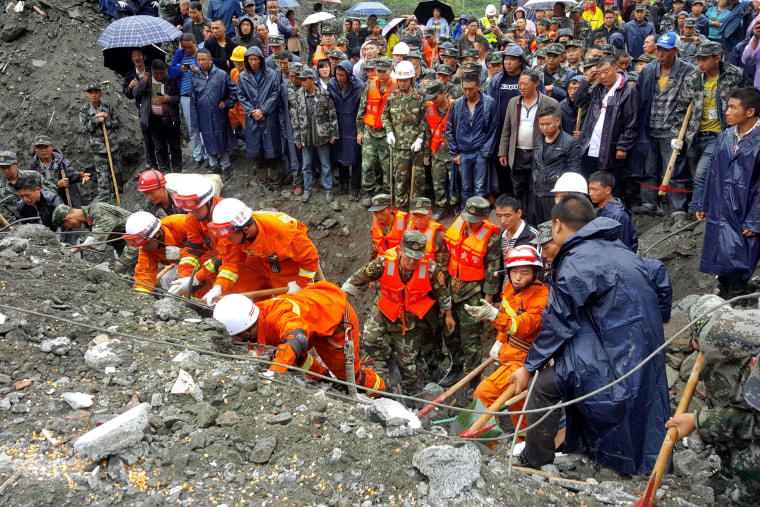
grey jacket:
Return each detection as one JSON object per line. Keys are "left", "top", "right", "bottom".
{"left": 497, "top": 93, "right": 559, "bottom": 168}
{"left": 134, "top": 74, "right": 182, "bottom": 126}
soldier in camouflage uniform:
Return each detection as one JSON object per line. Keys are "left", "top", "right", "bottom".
{"left": 79, "top": 83, "right": 121, "bottom": 204}
{"left": 290, "top": 68, "right": 339, "bottom": 203}
{"left": 439, "top": 197, "right": 502, "bottom": 388}
{"left": 51, "top": 203, "right": 138, "bottom": 277}
{"left": 342, "top": 230, "right": 454, "bottom": 393}
{"left": 434, "top": 64, "right": 463, "bottom": 100}
{"left": 570, "top": 5, "right": 593, "bottom": 49}
{"left": 538, "top": 43, "right": 572, "bottom": 101}
{"left": 0, "top": 151, "right": 38, "bottom": 219}
{"left": 357, "top": 57, "right": 396, "bottom": 206}
{"left": 438, "top": 47, "right": 462, "bottom": 86}
{"left": 664, "top": 295, "right": 760, "bottom": 506}
{"left": 679, "top": 18, "right": 701, "bottom": 66}
{"left": 381, "top": 61, "right": 427, "bottom": 210}
{"left": 422, "top": 81, "right": 455, "bottom": 220}
{"left": 659, "top": 0, "right": 686, "bottom": 34}
{"left": 286, "top": 62, "right": 304, "bottom": 191}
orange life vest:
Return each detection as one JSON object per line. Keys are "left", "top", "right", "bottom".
{"left": 371, "top": 210, "right": 408, "bottom": 258}
{"left": 444, "top": 216, "right": 499, "bottom": 282}
{"left": 377, "top": 247, "right": 435, "bottom": 326}
{"left": 312, "top": 45, "right": 331, "bottom": 66}
{"left": 363, "top": 77, "right": 398, "bottom": 129}
{"left": 407, "top": 220, "right": 444, "bottom": 261}
{"left": 426, "top": 99, "right": 454, "bottom": 154}
{"left": 423, "top": 41, "right": 438, "bottom": 68}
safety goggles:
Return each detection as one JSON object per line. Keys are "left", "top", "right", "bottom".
{"left": 207, "top": 221, "right": 238, "bottom": 238}
{"left": 172, "top": 195, "right": 203, "bottom": 211}
{"left": 123, "top": 233, "right": 152, "bottom": 247}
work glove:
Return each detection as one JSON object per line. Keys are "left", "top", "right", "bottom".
{"left": 411, "top": 138, "right": 423, "bottom": 153}
{"left": 463, "top": 298, "right": 499, "bottom": 322}
{"left": 340, "top": 281, "right": 358, "bottom": 296}
{"left": 489, "top": 340, "right": 503, "bottom": 361}
{"left": 261, "top": 370, "right": 275, "bottom": 378}
{"left": 168, "top": 276, "right": 198, "bottom": 296}
{"left": 670, "top": 138, "right": 684, "bottom": 152}
{"left": 204, "top": 285, "right": 223, "bottom": 306}
{"left": 287, "top": 280, "right": 301, "bottom": 294}
{"left": 386, "top": 132, "right": 396, "bottom": 146}
{"left": 117, "top": 1, "right": 128, "bottom": 8}
{"left": 151, "top": 1, "right": 160, "bottom": 8}
{"left": 164, "top": 246, "right": 180, "bottom": 260}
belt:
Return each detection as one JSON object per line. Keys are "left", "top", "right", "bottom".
{"left": 699, "top": 131, "right": 719, "bottom": 137}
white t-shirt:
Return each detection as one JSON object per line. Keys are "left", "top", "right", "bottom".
{"left": 266, "top": 16, "right": 280, "bottom": 37}
{"left": 517, "top": 99, "right": 538, "bottom": 150}
{"left": 588, "top": 75, "right": 623, "bottom": 158}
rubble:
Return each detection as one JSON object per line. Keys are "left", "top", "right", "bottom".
{"left": 74, "top": 402, "right": 151, "bottom": 461}
{"left": 61, "top": 392, "right": 93, "bottom": 410}
{"left": 412, "top": 444, "right": 482, "bottom": 498}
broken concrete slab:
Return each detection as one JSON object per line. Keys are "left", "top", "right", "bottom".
{"left": 365, "top": 398, "right": 421, "bottom": 437}
{"left": 62, "top": 392, "right": 93, "bottom": 410}
{"left": 154, "top": 298, "right": 182, "bottom": 321}
{"left": 74, "top": 402, "right": 151, "bottom": 461}
{"left": 39, "top": 336, "right": 72, "bottom": 356}
{"left": 84, "top": 340, "right": 125, "bottom": 370}
{"left": 170, "top": 369, "right": 203, "bottom": 402}
{"left": 248, "top": 437, "right": 276, "bottom": 464}
{"left": 412, "top": 444, "right": 481, "bottom": 499}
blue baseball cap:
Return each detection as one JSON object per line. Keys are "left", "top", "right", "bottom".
{"left": 503, "top": 44, "right": 526, "bottom": 59}
{"left": 656, "top": 32, "right": 679, "bottom": 50}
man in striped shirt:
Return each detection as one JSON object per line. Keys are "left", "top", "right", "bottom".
{"left": 494, "top": 194, "right": 541, "bottom": 268}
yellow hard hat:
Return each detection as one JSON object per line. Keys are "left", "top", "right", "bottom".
{"left": 231, "top": 46, "right": 247, "bottom": 62}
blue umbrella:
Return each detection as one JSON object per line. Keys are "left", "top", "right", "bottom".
{"left": 96, "top": 15, "right": 181, "bottom": 48}
{"left": 279, "top": 0, "right": 300, "bottom": 7}
{"left": 347, "top": 2, "right": 392, "bottom": 16}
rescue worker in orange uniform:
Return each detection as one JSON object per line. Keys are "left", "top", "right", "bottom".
{"left": 167, "top": 176, "right": 221, "bottom": 299}
{"left": 204, "top": 198, "right": 320, "bottom": 304}
{"left": 213, "top": 281, "right": 386, "bottom": 395}
{"left": 124, "top": 211, "right": 188, "bottom": 294}
{"left": 312, "top": 26, "right": 336, "bottom": 66}
{"left": 357, "top": 56, "right": 397, "bottom": 207}
{"left": 228, "top": 46, "right": 247, "bottom": 137}
{"left": 369, "top": 193, "right": 409, "bottom": 259}
{"left": 465, "top": 245, "right": 549, "bottom": 432}
{"left": 422, "top": 28, "right": 439, "bottom": 68}
{"left": 342, "top": 231, "right": 455, "bottom": 394}
{"left": 422, "top": 80, "right": 456, "bottom": 221}
{"left": 439, "top": 196, "right": 502, "bottom": 389}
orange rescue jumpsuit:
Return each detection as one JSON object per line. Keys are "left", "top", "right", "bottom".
{"left": 229, "top": 67, "right": 246, "bottom": 130}
{"left": 177, "top": 196, "right": 224, "bottom": 298}
{"left": 473, "top": 280, "right": 549, "bottom": 431}
{"left": 133, "top": 214, "right": 188, "bottom": 293}
{"left": 255, "top": 281, "right": 386, "bottom": 393}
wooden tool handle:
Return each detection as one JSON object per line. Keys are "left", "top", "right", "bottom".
{"left": 575, "top": 107, "right": 583, "bottom": 132}
{"left": 463, "top": 383, "right": 517, "bottom": 435}
{"left": 102, "top": 122, "right": 121, "bottom": 205}
{"left": 417, "top": 358, "right": 496, "bottom": 419}
{"left": 659, "top": 102, "right": 693, "bottom": 197}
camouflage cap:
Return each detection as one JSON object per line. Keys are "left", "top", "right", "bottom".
{"left": 579, "top": 57, "right": 600, "bottom": 69}
{"left": 51, "top": 204, "right": 72, "bottom": 228}
{"left": 537, "top": 18, "right": 551, "bottom": 28}
{"left": 328, "top": 49, "right": 347, "bottom": 60}
{"left": 600, "top": 44, "right": 616, "bottom": 54}
{"left": 409, "top": 196, "right": 433, "bottom": 214}
{"left": 438, "top": 35, "right": 452, "bottom": 44}
{"left": 633, "top": 53, "right": 656, "bottom": 63}
{"left": 33, "top": 135, "right": 53, "bottom": 146}
{"left": 289, "top": 62, "right": 304, "bottom": 75}
{"left": 535, "top": 34, "right": 550, "bottom": 43}
{"left": 243, "top": 0, "right": 256, "bottom": 5}
{"left": 407, "top": 48, "right": 423, "bottom": 60}
{"left": 299, "top": 68, "right": 316, "bottom": 79}
{"left": 565, "top": 40, "right": 584, "bottom": 49}
{"left": 461, "top": 196, "right": 490, "bottom": 223}
{"left": 364, "top": 58, "right": 377, "bottom": 69}
{"left": 534, "top": 48, "right": 547, "bottom": 58}
{"left": 508, "top": 23, "right": 520, "bottom": 31}
{"left": 368, "top": 193, "right": 392, "bottom": 212}
{"left": 423, "top": 68, "right": 437, "bottom": 80}
{"left": 400, "top": 230, "right": 428, "bottom": 260}
{"left": 692, "top": 0, "right": 704, "bottom": 3}
{"left": 744, "top": 353, "right": 760, "bottom": 410}
{"left": 425, "top": 27, "right": 436, "bottom": 35}
{"left": 463, "top": 62, "right": 482, "bottom": 74}
{"left": 321, "top": 26, "right": 335, "bottom": 35}
{"left": 545, "top": 43, "right": 565, "bottom": 55}
{"left": 0, "top": 151, "right": 17, "bottom": 165}
{"left": 441, "top": 47, "right": 459, "bottom": 57}
{"left": 461, "top": 48, "right": 478, "bottom": 59}
{"left": 337, "top": 36, "right": 349, "bottom": 46}
{"left": 570, "top": 4, "right": 584, "bottom": 13}
{"left": 85, "top": 83, "right": 102, "bottom": 91}
{"left": 557, "top": 28, "right": 574, "bottom": 38}
{"left": 269, "top": 35, "right": 285, "bottom": 46}
{"left": 634, "top": 3, "right": 648, "bottom": 10}
{"left": 435, "top": 64, "right": 454, "bottom": 75}
{"left": 536, "top": 220, "right": 553, "bottom": 245}
{"left": 486, "top": 51, "right": 504, "bottom": 64}
{"left": 684, "top": 18, "right": 697, "bottom": 28}
{"left": 425, "top": 80, "right": 446, "bottom": 99}
{"left": 375, "top": 56, "right": 393, "bottom": 70}
{"left": 549, "top": 17, "right": 564, "bottom": 25}
{"left": 697, "top": 42, "right": 723, "bottom": 57}
{"left": 625, "top": 71, "right": 639, "bottom": 83}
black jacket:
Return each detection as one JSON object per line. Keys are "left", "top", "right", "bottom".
{"left": 532, "top": 131, "right": 583, "bottom": 197}
{"left": 203, "top": 37, "right": 239, "bottom": 74}
{"left": 17, "top": 190, "right": 62, "bottom": 231}
{"left": 28, "top": 150, "right": 86, "bottom": 208}
{"left": 123, "top": 67, "right": 147, "bottom": 106}
{"left": 574, "top": 75, "right": 638, "bottom": 171}
{"left": 560, "top": 97, "right": 585, "bottom": 136}
{"left": 134, "top": 74, "right": 182, "bottom": 126}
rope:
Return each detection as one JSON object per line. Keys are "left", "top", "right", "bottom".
{"left": 508, "top": 372, "right": 537, "bottom": 477}
{"left": 644, "top": 220, "right": 702, "bottom": 257}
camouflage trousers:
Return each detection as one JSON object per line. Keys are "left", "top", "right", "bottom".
{"left": 362, "top": 305, "right": 421, "bottom": 391}
{"left": 93, "top": 152, "right": 121, "bottom": 203}
{"left": 392, "top": 148, "right": 426, "bottom": 209}
{"left": 418, "top": 304, "right": 446, "bottom": 368}
{"left": 431, "top": 156, "right": 452, "bottom": 208}
{"left": 257, "top": 157, "right": 283, "bottom": 188}
{"left": 443, "top": 293, "right": 488, "bottom": 371}
{"left": 729, "top": 443, "right": 760, "bottom": 506}
{"left": 361, "top": 131, "right": 390, "bottom": 194}
{"left": 113, "top": 243, "right": 139, "bottom": 278}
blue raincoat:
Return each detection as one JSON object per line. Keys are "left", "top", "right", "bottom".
{"left": 237, "top": 47, "right": 285, "bottom": 160}
{"left": 524, "top": 217, "right": 672, "bottom": 475}
{"left": 692, "top": 124, "right": 760, "bottom": 279}
{"left": 190, "top": 64, "right": 238, "bottom": 156}
{"left": 327, "top": 61, "right": 363, "bottom": 167}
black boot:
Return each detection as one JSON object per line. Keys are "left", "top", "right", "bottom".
{"left": 438, "top": 364, "right": 465, "bottom": 388}
{"left": 431, "top": 206, "right": 447, "bottom": 222}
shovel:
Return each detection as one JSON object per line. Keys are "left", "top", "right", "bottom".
{"left": 459, "top": 391, "right": 527, "bottom": 438}
{"left": 417, "top": 358, "right": 495, "bottom": 419}
{"left": 636, "top": 352, "right": 704, "bottom": 507}
{"left": 658, "top": 102, "right": 693, "bottom": 197}
{"left": 459, "top": 384, "right": 519, "bottom": 438}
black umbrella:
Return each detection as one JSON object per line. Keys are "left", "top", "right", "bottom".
{"left": 414, "top": 0, "right": 455, "bottom": 25}
{"left": 103, "top": 44, "right": 167, "bottom": 77}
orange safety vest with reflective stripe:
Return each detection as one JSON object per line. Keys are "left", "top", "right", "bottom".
{"left": 133, "top": 214, "right": 189, "bottom": 293}
{"left": 312, "top": 44, "right": 331, "bottom": 66}
{"left": 407, "top": 220, "right": 444, "bottom": 262}
{"left": 423, "top": 40, "right": 438, "bottom": 68}
{"left": 426, "top": 99, "right": 454, "bottom": 154}
{"left": 363, "top": 77, "right": 398, "bottom": 129}
{"left": 371, "top": 210, "right": 408, "bottom": 258}
{"left": 492, "top": 281, "right": 549, "bottom": 362}
{"left": 444, "top": 216, "right": 499, "bottom": 281}
{"left": 177, "top": 196, "right": 223, "bottom": 280}
{"left": 377, "top": 247, "right": 435, "bottom": 325}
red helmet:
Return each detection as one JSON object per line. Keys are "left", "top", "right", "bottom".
{"left": 504, "top": 245, "right": 543, "bottom": 269}
{"left": 137, "top": 169, "right": 167, "bottom": 192}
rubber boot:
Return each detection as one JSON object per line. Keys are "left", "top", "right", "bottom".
{"left": 438, "top": 364, "right": 465, "bottom": 388}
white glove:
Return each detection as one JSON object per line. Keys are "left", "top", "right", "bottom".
{"left": 411, "top": 138, "right": 423, "bottom": 153}
{"left": 341, "top": 281, "right": 357, "bottom": 296}
{"left": 670, "top": 138, "right": 684, "bottom": 151}
{"left": 165, "top": 246, "right": 180, "bottom": 260}
{"left": 287, "top": 281, "right": 302, "bottom": 294}
{"left": 205, "top": 285, "right": 223, "bottom": 305}
{"left": 168, "top": 276, "right": 198, "bottom": 296}
{"left": 261, "top": 370, "right": 276, "bottom": 378}
{"left": 151, "top": 1, "right": 160, "bottom": 8}
{"left": 464, "top": 298, "right": 500, "bottom": 322}
{"left": 117, "top": 1, "right": 128, "bottom": 8}
{"left": 489, "top": 341, "right": 503, "bottom": 361}
{"left": 386, "top": 132, "right": 396, "bottom": 146}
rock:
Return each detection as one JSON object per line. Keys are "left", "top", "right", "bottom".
{"left": 173, "top": 349, "right": 200, "bottom": 366}
{"left": 266, "top": 413, "right": 292, "bottom": 425}
{"left": 322, "top": 218, "right": 338, "bottom": 229}
{"left": 15, "top": 379, "right": 32, "bottom": 390}
{"left": 62, "top": 392, "right": 94, "bottom": 410}
{"left": 0, "top": 373, "right": 10, "bottom": 384}
{"left": 195, "top": 402, "right": 219, "bottom": 428}
{"left": 0, "top": 236, "right": 29, "bottom": 253}
{"left": 666, "top": 352, "right": 685, "bottom": 370}
{"left": 39, "top": 336, "right": 72, "bottom": 356}
{"left": 412, "top": 444, "right": 482, "bottom": 499}
{"left": 0, "top": 399, "right": 10, "bottom": 411}
{"left": 276, "top": 469, "right": 298, "bottom": 485}
{"left": 1, "top": 20, "right": 26, "bottom": 42}
{"left": 150, "top": 394, "right": 162, "bottom": 407}
{"left": 215, "top": 411, "right": 240, "bottom": 427}
{"left": 74, "top": 403, "right": 151, "bottom": 461}
{"left": 666, "top": 365, "right": 680, "bottom": 388}
{"left": 171, "top": 369, "right": 203, "bottom": 402}
{"left": 664, "top": 311, "right": 693, "bottom": 352}
{"left": 308, "top": 391, "right": 328, "bottom": 413}
{"left": 690, "top": 484, "right": 714, "bottom": 503}
{"left": 673, "top": 449, "right": 720, "bottom": 476}
{"left": 680, "top": 351, "right": 700, "bottom": 380}
{"left": 420, "top": 382, "right": 445, "bottom": 400}
{"left": 154, "top": 298, "right": 182, "bottom": 321}
{"left": 330, "top": 448, "right": 342, "bottom": 463}
{"left": 249, "top": 437, "right": 276, "bottom": 464}
{"left": 107, "top": 456, "right": 129, "bottom": 484}
{"left": 84, "top": 340, "right": 125, "bottom": 369}
{"left": 365, "top": 398, "right": 421, "bottom": 436}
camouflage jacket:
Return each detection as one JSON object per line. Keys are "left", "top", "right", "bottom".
{"left": 573, "top": 19, "right": 593, "bottom": 47}
{"left": 0, "top": 170, "right": 43, "bottom": 218}
{"left": 381, "top": 86, "right": 427, "bottom": 150}
{"left": 659, "top": 11, "right": 678, "bottom": 34}
{"left": 680, "top": 41, "right": 699, "bottom": 66}
{"left": 423, "top": 101, "right": 454, "bottom": 163}
{"left": 286, "top": 82, "right": 300, "bottom": 110}
{"left": 79, "top": 101, "right": 121, "bottom": 154}
{"left": 82, "top": 203, "right": 132, "bottom": 251}
{"left": 673, "top": 62, "right": 751, "bottom": 144}
{"left": 290, "top": 86, "right": 339, "bottom": 147}
{"left": 449, "top": 230, "right": 502, "bottom": 304}
{"left": 538, "top": 64, "right": 569, "bottom": 90}
{"left": 445, "top": 81, "right": 463, "bottom": 101}
{"left": 356, "top": 79, "right": 395, "bottom": 137}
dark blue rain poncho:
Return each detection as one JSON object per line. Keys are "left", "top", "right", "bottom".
{"left": 327, "top": 61, "right": 363, "bottom": 167}
{"left": 524, "top": 217, "right": 672, "bottom": 475}
{"left": 692, "top": 124, "right": 760, "bottom": 279}
{"left": 190, "top": 63, "right": 238, "bottom": 156}
{"left": 237, "top": 47, "right": 285, "bottom": 160}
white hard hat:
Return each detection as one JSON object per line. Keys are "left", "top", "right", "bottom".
{"left": 392, "top": 42, "right": 409, "bottom": 56}
{"left": 123, "top": 211, "right": 161, "bottom": 247}
{"left": 213, "top": 294, "right": 260, "bottom": 336}
{"left": 551, "top": 172, "right": 589, "bottom": 194}
{"left": 486, "top": 4, "right": 497, "bottom": 16}
{"left": 391, "top": 60, "right": 416, "bottom": 79}
{"left": 171, "top": 175, "right": 215, "bottom": 210}
{"left": 504, "top": 245, "right": 543, "bottom": 269}
{"left": 208, "top": 198, "right": 253, "bottom": 238}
